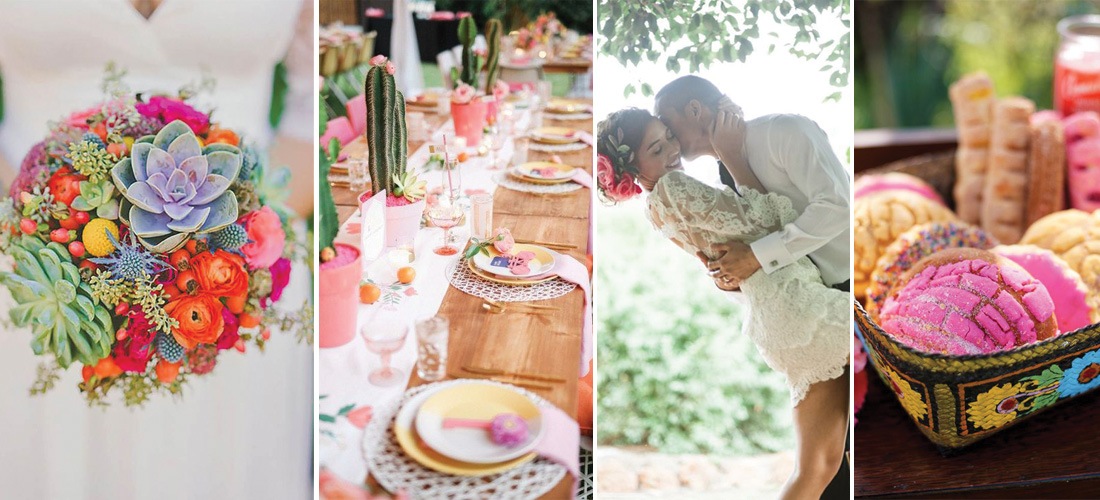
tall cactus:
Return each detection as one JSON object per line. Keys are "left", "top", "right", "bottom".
{"left": 365, "top": 64, "right": 407, "bottom": 196}
{"left": 456, "top": 15, "right": 480, "bottom": 87}
{"left": 484, "top": 19, "right": 502, "bottom": 94}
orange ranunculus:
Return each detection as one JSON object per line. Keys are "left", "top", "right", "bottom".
{"left": 164, "top": 293, "right": 225, "bottom": 349}
{"left": 190, "top": 250, "right": 249, "bottom": 298}
{"left": 205, "top": 127, "right": 240, "bottom": 147}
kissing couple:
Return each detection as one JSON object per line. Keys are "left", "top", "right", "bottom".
{"left": 596, "top": 75, "right": 850, "bottom": 499}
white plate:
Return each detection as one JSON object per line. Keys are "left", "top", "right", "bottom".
{"left": 415, "top": 382, "right": 545, "bottom": 464}
{"left": 471, "top": 243, "right": 556, "bottom": 278}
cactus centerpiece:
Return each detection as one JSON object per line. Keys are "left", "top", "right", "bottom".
{"left": 111, "top": 120, "right": 240, "bottom": 253}
{"left": 364, "top": 56, "right": 425, "bottom": 206}
{"left": 453, "top": 15, "right": 482, "bottom": 88}
{"left": 484, "top": 18, "right": 503, "bottom": 94}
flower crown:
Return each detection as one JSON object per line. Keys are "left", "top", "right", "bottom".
{"left": 596, "top": 127, "right": 642, "bottom": 202}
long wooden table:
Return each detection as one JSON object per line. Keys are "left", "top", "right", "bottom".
{"left": 335, "top": 102, "right": 591, "bottom": 499}
{"left": 854, "top": 130, "right": 1100, "bottom": 498}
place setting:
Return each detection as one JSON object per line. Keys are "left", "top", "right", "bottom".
{"left": 528, "top": 126, "right": 593, "bottom": 153}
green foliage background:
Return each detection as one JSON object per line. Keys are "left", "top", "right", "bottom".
{"left": 596, "top": 206, "right": 793, "bottom": 455}
{"left": 855, "top": 0, "right": 1098, "bottom": 129}
{"left": 598, "top": 0, "right": 849, "bottom": 100}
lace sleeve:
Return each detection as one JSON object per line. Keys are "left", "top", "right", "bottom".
{"left": 650, "top": 171, "right": 756, "bottom": 258}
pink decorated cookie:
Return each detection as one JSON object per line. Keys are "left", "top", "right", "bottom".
{"left": 854, "top": 172, "right": 946, "bottom": 206}
{"left": 507, "top": 251, "right": 537, "bottom": 275}
{"left": 879, "top": 248, "right": 1058, "bottom": 355}
{"left": 866, "top": 221, "right": 998, "bottom": 318}
{"left": 1064, "top": 112, "right": 1100, "bottom": 211}
{"left": 992, "top": 244, "right": 1094, "bottom": 333}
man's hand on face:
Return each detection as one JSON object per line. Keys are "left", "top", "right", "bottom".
{"left": 709, "top": 97, "right": 745, "bottom": 158}
{"left": 696, "top": 240, "right": 761, "bottom": 289}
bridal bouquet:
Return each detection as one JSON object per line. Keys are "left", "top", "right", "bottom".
{"left": 0, "top": 77, "right": 311, "bottom": 407}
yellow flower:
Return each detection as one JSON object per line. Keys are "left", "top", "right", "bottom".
{"left": 967, "top": 383, "right": 1025, "bottom": 431}
{"left": 881, "top": 365, "right": 928, "bottom": 422}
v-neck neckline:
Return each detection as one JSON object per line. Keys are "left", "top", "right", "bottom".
{"left": 123, "top": 0, "right": 169, "bottom": 23}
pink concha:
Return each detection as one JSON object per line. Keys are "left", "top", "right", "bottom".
{"left": 1064, "top": 111, "right": 1100, "bottom": 142}
{"left": 879, "top": 248, "right": 1058, "bottom": 355}
{"left": 992, "top": 245, "right": 1093, "bottom": 333}
{"left": 853, "top": 172, "right": 946, "bottom": 206}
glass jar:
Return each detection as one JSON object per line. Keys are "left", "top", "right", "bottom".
{"left": 1056, "top": 15, "right": 1100, "bottom": 115}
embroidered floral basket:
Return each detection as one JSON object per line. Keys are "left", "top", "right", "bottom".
{"left": 856, "top": 151, "right": 1100, "bottom": 453}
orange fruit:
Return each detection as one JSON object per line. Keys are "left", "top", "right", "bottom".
{"left": 81, "top": 365, "right": 94, "bottom": 384}
{"left": 359, "top": 283, "right": 382, "bottom": 304}
{"left": 176, "top": 270, "right": 198, "bottom": 292}
{"left": 239, "top": 313, "right": 261, "bottom": 328}
{"left": 155, "top": 360, "right": 181, "bottom": 384}
{"left": 397, "top": 267, "right": 416, "bottom": 284}
{"left": 93, "top": 357, "right": 122, "bottom": 379}
{"left": 457, "top": 152, "right": 470, "bottom": 162}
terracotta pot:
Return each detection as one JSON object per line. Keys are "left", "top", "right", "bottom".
{"left": 385, "top": 198, "right": 425, "bottom": 247}
{"left": 450, "top": 99, "right": 487, "bottom": 147}
{"left": 318, "top": 243, "right": 360, "bottom": 348}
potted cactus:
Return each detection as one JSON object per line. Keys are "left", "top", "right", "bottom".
{"left": 483, "top": 18, "right": 504, "bottom": 124}
{"left": 365, "top": 55, "right": 426, "bottom": 247}
{"left": 318, "top": 94, "right": 360, "bottom": 348}
{"left": 450, "top": 15, "right": 488, "bottom": 147}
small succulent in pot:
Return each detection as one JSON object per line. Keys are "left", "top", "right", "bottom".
{"left": 111, "top": 120, "right": 240, "bottom": 253}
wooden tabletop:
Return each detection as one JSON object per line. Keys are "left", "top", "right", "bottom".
{"left": 542, "top": 58, "right": 592, "bottom": 74}
{"left": 854, "top": 131, "right": 1100, "bottom": 498}
{"left": 337, "top": 103, "right": 591, "bottom": 500}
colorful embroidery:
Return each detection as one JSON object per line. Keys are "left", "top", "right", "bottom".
{"left": 880, "top": 364, "right": 929, "bottom": 423}
{"left": 1059, "top": 348, "right": 1100, "bottom": 398}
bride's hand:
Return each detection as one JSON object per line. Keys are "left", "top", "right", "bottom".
{"left": 696, "top": 250, "right": 741, "bottom": 291}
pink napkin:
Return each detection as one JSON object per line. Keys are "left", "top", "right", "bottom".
{"left": 535, "top": 405, "right": 581, "bottom": 497}
{"left": 570, "top": 169, "right": 592, "bottom": 188}
{"left": 545, "top": 250, "right": 592, "bottom": 377}
{"left": 575, "top": 131, "right": 595, "bottom": 146}
{"left": 365, "top": 7, "right": 385, "bottom": 17}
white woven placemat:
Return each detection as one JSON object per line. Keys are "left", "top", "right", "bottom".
{"left": 363, "top": 380, "right": 568, "bottom": 500}
{"left": 492, "top": 172, "right": 585, "bottom": 194}
{"left": 446, "top": 259, "right": 577, "bottom": 302}
{"left": 529, "top": 141, "right": 589, "bottom": 153}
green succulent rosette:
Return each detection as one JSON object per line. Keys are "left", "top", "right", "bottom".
{"left": 0, "top": 236, "right": 113, "bottom": 368}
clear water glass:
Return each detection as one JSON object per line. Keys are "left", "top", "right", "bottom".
{"left": 415, "top": 316, "right": 450, "bottom": 381}
{"left": 362, "top": 322, "right": 408, "bottom": 387}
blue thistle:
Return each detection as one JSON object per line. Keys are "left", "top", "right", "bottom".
{"left": 157, "top": 333, "right": 184, "bottom": 363}
{"left": 208, "top": 223, "right": 250, "bottom": 253}
{"left": 89, "top": 231, "right": 171, "bottom": 281}
{"left": 81, "top": 132, "right": 106, "bottom": 150}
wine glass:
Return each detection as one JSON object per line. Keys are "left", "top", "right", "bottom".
{"left": 363, "top": 322, "right": 409, "bottom": 387}
{"left": 428, "top": 201, "right": 464, "bottom": 256}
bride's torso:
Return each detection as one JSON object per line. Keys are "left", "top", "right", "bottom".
{"left": 0, "top": 0, "right": 300, "bottom": 167}
{"left": 645, "top": 170, "right": 818, "bottom": 295}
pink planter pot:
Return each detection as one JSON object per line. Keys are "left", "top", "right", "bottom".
{"left": 385, "top": 198, "right": 425, "bottom": 247}
{"left": 451, "top": 99, "right": 487, "bottom": 147}
{"left": 485, "top": 97, "right": 499, "bottom": 125}
{"left": 318, "top": 243, "right": 360, "bottom": 348}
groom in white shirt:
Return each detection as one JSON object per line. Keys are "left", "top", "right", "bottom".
{"left": 654, "top": 75, "right": 851, "bottom": 293}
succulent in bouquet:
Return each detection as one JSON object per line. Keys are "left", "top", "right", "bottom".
{"left": 0, "top": 72, "right": 312, "bottom": 407}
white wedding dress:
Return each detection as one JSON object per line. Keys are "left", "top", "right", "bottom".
{"left": 0, "top": 2, "right": 314, "bottom": 499}
{"left": 647, "top": 170, "right": 849, "bottom": 404}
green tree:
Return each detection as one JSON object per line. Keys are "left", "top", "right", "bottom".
{"left": 597, "top": 0, "right": 849, "bottom": 100}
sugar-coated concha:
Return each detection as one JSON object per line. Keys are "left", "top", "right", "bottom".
{"left": 992, "top": 244, "right": 1096, "bottom": 332}
{"left": 879, "top": 248, "right": 1058, "bottom": 355}
{"left": 854, "top": 191, "right": 958, "bottom": 299}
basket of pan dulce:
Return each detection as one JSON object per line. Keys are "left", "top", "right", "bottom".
{"left": 854, "top": 70, "right": 1100, "bottom": 453}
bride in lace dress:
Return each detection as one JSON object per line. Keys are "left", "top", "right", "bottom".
{"left": 597, "top": 107, "right": 849, "bottom": 500}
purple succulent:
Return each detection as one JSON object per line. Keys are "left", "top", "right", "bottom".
{"left": 111, "top": 120, "right": 240, "bottom": 253}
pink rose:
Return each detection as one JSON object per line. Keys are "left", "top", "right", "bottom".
{"left": 493, "top": 79, "right": 510, "bottom": 101}
{"left": 240, "top": 206, "right": 286, "bottom": 270}
{"left": 136, "top": 96, "right": 210, "bottom": 135}
{"left": 596, "top": 154, "right": 615, "bottom": 187}
{"left": 66, "top": 106, "right": 100, "bottom": 130}
{"left": 385, "top": 61, "right": 396, "bottom": 75}
{"left": 369, "top": 54, "right": 387, "bottom": 67}
{"left": 451, "top": 83, "right": 476, "bottom": 104}
{"left": 492, "top": 228, "right": 515, "bottom": 253}
{"left": 609, "top": 177, "right": 642, "bottom": 202}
